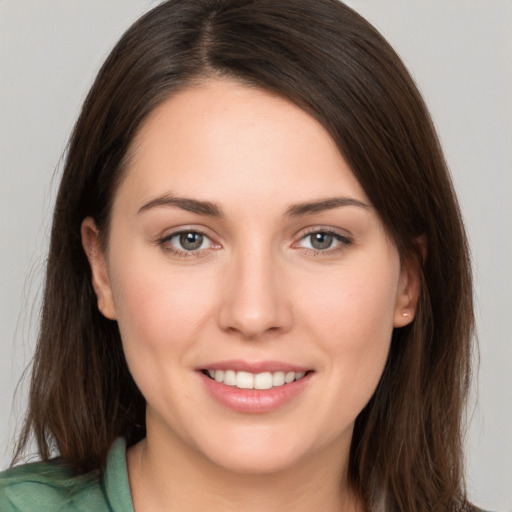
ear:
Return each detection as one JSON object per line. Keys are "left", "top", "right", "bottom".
{"left": 81, "top": 217, "right": 117, "bottom": 320}
{"left": 393, "top": 236, "right": 426, "bottom": 328}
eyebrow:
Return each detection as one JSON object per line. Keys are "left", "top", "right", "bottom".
{"left": 137, "top": 194, "right": 369, "bottom": 218}
{"left": 138, "top": 194, "right": 224, "bottom": 217}
{"left": 285, "top": 197, "right": 370, "bottom": 217}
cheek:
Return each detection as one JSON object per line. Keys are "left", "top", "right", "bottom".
{"left": 303, "top": 261, "right": 399, "bottom": 340}
{"left": 107, "top": 257, "right": 223, "bottom": 415}
{"left": 299, "top": 258, "right": 399, "bottom": 394}
{"left": 108, "top": 254, "right": 219, "bottom": 359}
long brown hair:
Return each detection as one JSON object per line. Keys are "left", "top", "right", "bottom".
{"left": 15, "top": 1, "right": 474, "bottom": 510}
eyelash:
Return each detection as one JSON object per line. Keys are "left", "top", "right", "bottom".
{"left": 157, "top": 229, "right": 217, "bottom": 258}
{"left": 157, "top": 228, "right": 353, "bottom": 258}
{"left": 294, "top": 228, "right": 353, "bottom": 257}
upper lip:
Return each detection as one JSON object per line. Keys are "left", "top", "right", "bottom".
{"left": 197, "top": 359, "right": 311, "bottom": 373}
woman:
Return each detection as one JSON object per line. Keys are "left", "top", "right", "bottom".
{"left": 0, "top": 0, "right": 483, "bottom": 510}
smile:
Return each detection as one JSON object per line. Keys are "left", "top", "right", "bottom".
{"left": 204, "top": 369, "right": 307, "bottom": 390}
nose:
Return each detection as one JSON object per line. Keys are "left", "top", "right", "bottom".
{"left": 217, "top": 245, "right": 293, "bottom": 340}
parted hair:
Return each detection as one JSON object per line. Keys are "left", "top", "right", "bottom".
{"left": 15, "top": 1, "right": 475, "bottom": 511}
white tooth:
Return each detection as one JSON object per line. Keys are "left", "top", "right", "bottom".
{"left": 224, "top": 370, "right": 236, "bottom": 386}
{"left": 285, "top": 371, "right": 295, "bottom": 384}
{"left": 214, "top": 370, "right": 224, "bottom": 383}
{"left": 208, "top": 370, "right": 215, "bottom": 379}
{"left": 295, "top": 371, "right": 306, "bottom": 380}
{"left": 236, "top": 371, "right": 254, "bottom": 389}
{"left": 272, "top": 371, "right": 285, "bottom": 387}
{"left": 254, "top": 372, "right": 273, "bottom": 390}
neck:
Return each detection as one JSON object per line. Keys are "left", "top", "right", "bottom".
{"left": 127, "top": 428, "right": 363, "bottom": 512}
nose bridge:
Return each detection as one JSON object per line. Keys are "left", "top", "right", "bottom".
{"left": 217, "top": 239, "right": 292, "bottom": 339}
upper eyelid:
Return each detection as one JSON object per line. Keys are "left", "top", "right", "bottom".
{"left": 297, "top": 232, "right": 351, "bottom": 245}
{"left": 158, "top": 225, "right": 217, "bottom": 242}
{"left": 161, "top": 228, "right": 208, "bottom": 240}
{"left": 296, "top": 226, "right": 353, "bottom": 240}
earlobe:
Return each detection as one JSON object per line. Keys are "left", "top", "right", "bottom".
{"left": 393, "top": 237, "right": 426, "bottom": 328}
{"left": 81, "top": 217, "right": 117, "bottom": 320}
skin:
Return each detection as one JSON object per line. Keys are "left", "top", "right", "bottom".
{"left": 82, "top": 79, "right": 420, "bottom": 512}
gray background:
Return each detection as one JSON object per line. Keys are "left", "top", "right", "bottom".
{"left": 1, "top": 1, "right": 510, "bottom": 510}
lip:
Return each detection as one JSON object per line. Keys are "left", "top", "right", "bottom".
{"left": 197, "top": 360, "right": 314, "bottom": 414}
{"left": 197, "top": 359, "right": 310, "bottom": 373}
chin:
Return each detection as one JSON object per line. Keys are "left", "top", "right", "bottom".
{"left": 207, "top": 448, "right": 303, "bottom": 476}
{"left": 193, "top": 425, "right": 337, "bottom": 477}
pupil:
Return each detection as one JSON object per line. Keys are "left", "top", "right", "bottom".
{"left": 311, "top": 232, "right": 332, "bottom": 250}
{"left": 179, "top": 232, "right": 203, "bottom": 250}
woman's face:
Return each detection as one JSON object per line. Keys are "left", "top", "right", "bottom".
{"left": 83, "top": 79, "right": 418, "bottom": 475}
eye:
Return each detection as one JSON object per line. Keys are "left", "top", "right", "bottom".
{"left": 159, "top": 230, "right": 217, "bottom": 255}
{"left": 305, "top": 232, "right": 336, "bottom": 250}
{"left": 295, "top": 229, "right": 352, "bottom": 253}
{"left": 176, "top": 232, "right": 207, "bottom": 251}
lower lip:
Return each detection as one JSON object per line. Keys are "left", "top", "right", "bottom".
{"left": 199, "top": 372, "right": 313, "bottom": 414}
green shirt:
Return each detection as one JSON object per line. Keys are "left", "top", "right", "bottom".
{"left": 0, "top": 438, "right": 134, "bottom": 512}
{"left": 0, "top": 440, "right": 495, "bottom": 512}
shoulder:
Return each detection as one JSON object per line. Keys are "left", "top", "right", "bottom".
{"left": 0, "top": 459, "right": 106, "bottom": 512}
{"left": 0, "top": 438, "right": 132, "bottom": 512}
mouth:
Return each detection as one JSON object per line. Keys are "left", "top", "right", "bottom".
{"left": 199, "top": 364, "right": 314, "bottom": 413}
{"left": 201, "top": 369, "right": 309, "bottom": 390}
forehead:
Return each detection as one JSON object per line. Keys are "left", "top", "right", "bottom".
{"left": 116, "top": 79, "right": 369, "bottom": 212}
